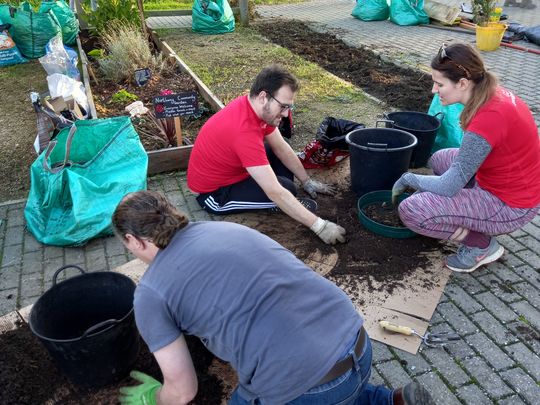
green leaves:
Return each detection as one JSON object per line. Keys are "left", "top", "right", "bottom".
{"left": 81, "top": 0, "right": 140, "bottom": 36}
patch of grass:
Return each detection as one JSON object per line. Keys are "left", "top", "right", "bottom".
{"left": 143, "top": 0, "right": 192, "bottom": 10}
{"left": 518, "top": 314, "right": 531, "bottom": 326}
{"left": 142, "top": 0, "right": 306, "bottom": 11}
{"left": 0, "top": 60, "right": 47, "bottom": 201}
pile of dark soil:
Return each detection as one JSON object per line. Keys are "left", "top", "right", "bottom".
{"left": 0, "top": 320, "right": 223, "bottom": 404}
{"left": 255, "top": 20, "right": 433, "bottom": 112}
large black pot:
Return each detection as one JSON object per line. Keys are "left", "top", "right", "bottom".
{"left": 29, "top": 265, "right": 140, "bottom": 388}
{"left": 346, "top": 124, "right": 417, "bottom": 197}
{"left": 384, "top": 111, "right": 443, "bottom": 168}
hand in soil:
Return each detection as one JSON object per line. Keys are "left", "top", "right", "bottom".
{"left": 119, "top": 371, "right": 161, "bottom": 404}
{"left": 303, "top": 178, "right": 337, "bottom": 198}
{"left": 311, "top": 218, "right": 347, "bottom": 244}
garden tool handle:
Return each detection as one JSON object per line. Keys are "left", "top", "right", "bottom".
{"left": 366, "top": 142, "right": 388, "bottom": 152}
{"left": 52, "top": 264, "right": 86, "bottom": 286}
{"left": 433, "top": 112, "right": 445, "bottom": 121}
{"left": 379, "top": 321, "right": 414, "bottom": 336}
{"left": 81, "top": 319, "right": 121, "bottom": 338}
{"left": 375, "top": 119, "right": 394, "bottom": 128}
{"left": 42, "top": 125, "right": 77, "bottom": 174}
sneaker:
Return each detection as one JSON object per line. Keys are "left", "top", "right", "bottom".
{"left": 445, "top": 237, "right": 504, "bottom": 273}
{"left": 393, "top": 381, "right": 435, "bottom": 405}
{"left": 268, "top": 198, "right": 318, "bottom": 214}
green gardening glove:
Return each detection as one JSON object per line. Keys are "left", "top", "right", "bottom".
{"left": 119, "top": 371, "right": 162, "bottom": 405}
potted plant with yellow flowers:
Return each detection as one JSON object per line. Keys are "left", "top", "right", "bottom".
{"left": 472, "top": 0, "right": 507, "bottom": 51}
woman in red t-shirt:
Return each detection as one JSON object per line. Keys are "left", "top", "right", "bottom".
{"left": 392, "top": 43, "right": 540, "bottom": 273}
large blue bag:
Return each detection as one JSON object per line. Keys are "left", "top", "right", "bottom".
{"left": 428, "top": 94, "right": 465, "bottom": 152}
{"left": 352, "top": 0, "right": 390, "bottom": 21}
{"left": 390, "top": 0, "right": 429, "bottom": 26}
{"left": 5, "top": 2, "right": 62, "bottom": 58}
{"left": 192, "top": 0, "right": 235, "bottom": 34}
{"left": 39, "top": 0, "right": 79, "bottom": 46}
{"left": 25, "top": 117, "right": 148, "bottom": 246}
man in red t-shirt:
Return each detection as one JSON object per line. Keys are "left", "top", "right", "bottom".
{"left": 187, "top": 65, "right": 346, "bottom": 245}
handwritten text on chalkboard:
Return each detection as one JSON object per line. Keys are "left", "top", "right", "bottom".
{"left": 153, "top": 92, "right": 199, "bottom": 119}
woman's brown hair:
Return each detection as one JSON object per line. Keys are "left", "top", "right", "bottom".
{"left": 431, "top": 43, "right": 498, "bottom": 129}
{"left": 112, "top": 190, "right": 189, "bottom": 249}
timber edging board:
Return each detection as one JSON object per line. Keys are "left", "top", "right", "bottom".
{"left": 76, "top": 28, "right": 225, "bottom": 175}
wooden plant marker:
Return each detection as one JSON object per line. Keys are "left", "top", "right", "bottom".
{"left": 174, "top": 116, "right": 182, "bottom": 147}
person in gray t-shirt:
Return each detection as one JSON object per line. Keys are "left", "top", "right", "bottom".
{"left": 112, "top": 191, "right": 433, "bottom": 405}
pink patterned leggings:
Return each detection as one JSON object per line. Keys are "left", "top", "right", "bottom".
{"left": 398, "top": 149, "right": 540, "bottom": 241}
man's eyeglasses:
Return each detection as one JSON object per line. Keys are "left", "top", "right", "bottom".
{"left": 437, "top": 43, "right": 471, "bottom": 79}
{"left": 268, "top": 94, "right": 295, "bottom": 112}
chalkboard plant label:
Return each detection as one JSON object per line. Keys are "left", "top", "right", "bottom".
{"left": 152, "top": 91, "right": 199, "bottom": 119}
{"left": 134, "top": 68, "right": 152, "bottom": 86}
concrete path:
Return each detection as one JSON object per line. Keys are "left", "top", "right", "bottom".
{"left": 2, "top": 2, "right": 540, "bottom": 404}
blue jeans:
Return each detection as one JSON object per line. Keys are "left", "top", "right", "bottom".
{"left": 228, "top": 338, "right": 393, "bottom": 405}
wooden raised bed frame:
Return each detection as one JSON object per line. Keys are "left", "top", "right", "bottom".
{"left": 77, "top": 28, "right": 225, "bottom": 175}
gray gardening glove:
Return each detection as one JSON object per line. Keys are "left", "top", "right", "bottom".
{"left": 303, "top": 178, "right": 337, "bottom": 199}
{"left": 391, "top": 173, "right": 410, "bottom": 206}
{"left": 310, "top": 217, "right": 346, "bottom": 245}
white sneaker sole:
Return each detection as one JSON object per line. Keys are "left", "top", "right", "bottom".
{"left": 446, "top": 245, "right": 505, "bottom": 273}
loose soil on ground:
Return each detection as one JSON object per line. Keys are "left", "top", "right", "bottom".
{"left": 255, "top": 20, "right": 433, "bottom": 113}
{"left": 0, "top": 320, "right": 226, "bottom": 405}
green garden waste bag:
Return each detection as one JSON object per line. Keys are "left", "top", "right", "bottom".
{"left": 25, "top": 117, "right": 148, "bottom": 246}
{"left": 39, "top": 0, "right": 79, "bottom": 45}
{"left": 351, "top": 0, "right": 389, "bottom": 21}
{"left": 390, "top": 0, "right": 429, "bottom": 26}
{"left": 7, "top": 2, "right": 61, "bottom": 58}
{"left": 428, "top": 94, "right": 465, "bottom": 152}
{"left": 0, "top": 5, "right": 14, "bottom": 24}
{"left": 192, "top": 0, "right": 235, "bottom": 34}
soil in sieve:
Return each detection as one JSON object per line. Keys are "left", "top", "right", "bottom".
{"left": 362, "top": 202, "right": 405, "bottom": 227}
{"left": 0, "top": 320, "right": 224, "bottom": 405}
{"left": 255, "top": 20, "right": 433, "bottom": 112}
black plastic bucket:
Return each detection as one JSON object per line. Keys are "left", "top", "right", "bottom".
{"left": 345, "top": 126, "right": 417, "bottom": 197}
{"left": 384, "top": 112, "right": 443, "bottom": 168}
{"left": 29, "top": 265, "right": 140, "bottom": 388}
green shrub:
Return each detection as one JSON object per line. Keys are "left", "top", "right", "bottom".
{"left": 111, "top": 89, "right": 139, "bottom": 104}
{"left": 82, "top": 0, "right": 140, "bottom": 37}
{"left": 98, "top": 23, "right": 167, "bottom": 82}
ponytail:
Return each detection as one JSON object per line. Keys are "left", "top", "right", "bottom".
{"left": 431, "top": 43, "right": 498, "bottom": 129}
{"left": 112, "top": 191, "right": 189, "bottom": 249}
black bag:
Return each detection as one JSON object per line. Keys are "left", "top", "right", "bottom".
{"left": 316, "top": 117, "right": 364, "bottom": 150}
{"left": 278, "top": 110, "right": 294, "bottom": 139}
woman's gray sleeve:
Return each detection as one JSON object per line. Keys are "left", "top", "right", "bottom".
{"left": 401, "top": 131, "right": 492, "bottom": 196}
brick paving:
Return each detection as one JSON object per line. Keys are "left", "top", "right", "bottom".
{"left": 2, "top": 3, "right": 540, "bottom": 404}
